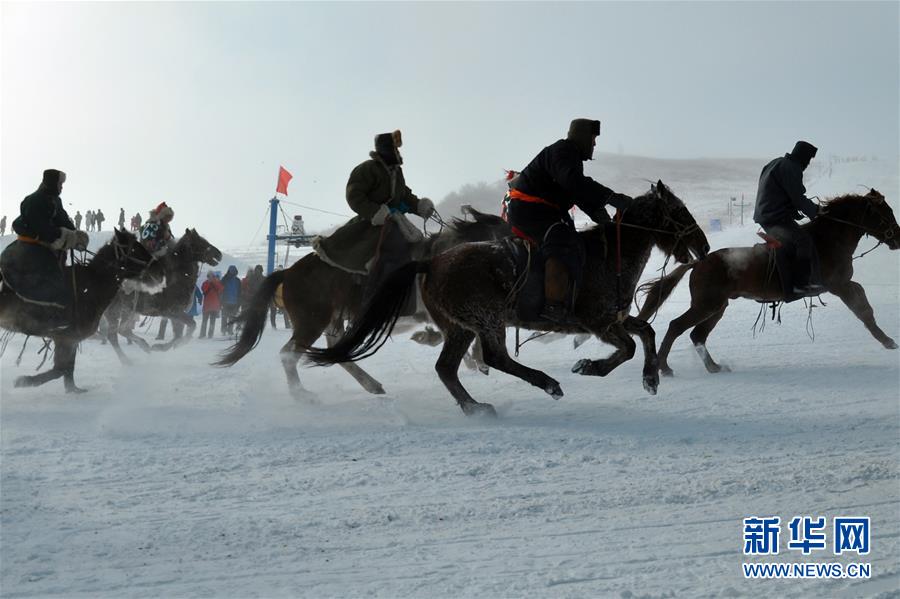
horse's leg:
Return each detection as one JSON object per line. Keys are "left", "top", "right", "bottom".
{"left": 830, "top": 280, "right": 898, "bottom": 349}
{"left": 657, "top": 304, "right": 718, "bottom": 377}
{"left": 59, "top": 340, "right": 86, "bottom": 394}
{"left": 279, "top": 337, "right": 310, "bottom": 399}
{"left": 623, "top": 316, "right": 659, "bottom": 394}
{"left": 326, "top": 319, "right": 385, "bottom": 395}
{"left": 469, "top": 335, "right": 489, "bottom": 375}
{"left": 435, "top": 325, "right": 496, "bottom": 416}
{"left": 104, "top": 313, "right": 133, "bottom": 366}
{"left": 14, "top": 340, "right": 70, "bottom": 390}
{"left": 689, "top": 303, "right": 730, "bottom": 373}
{"left": 572, "top": 321, "right": 635, "bottom": 377}
{"left": 479, "top": 326, "right": 564, "bottom": 399}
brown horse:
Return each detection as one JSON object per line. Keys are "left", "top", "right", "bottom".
{"left": 215, "top": 210, "right": 512, "bottom": 397}
{"left": 636, "top": 189, "right": 900, "bottom": 376}
{"left": 306, "top": 182, "right": 710, "bottom": 416}
{"left": 0, "top": 229, "right": 162, "bottom": 392}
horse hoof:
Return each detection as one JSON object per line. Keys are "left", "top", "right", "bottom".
{"left": 660, "top": 366, "right": 674, "bottom": 377}
{"left": 884, "top": 339, "right": 898, "bottom": 350}
{"left": 544, "top": 381, "right": 563, "bottom": 399}
{"left": 368, "top": 384, "right": 386, "bottom": 395}
{"left": 463, "top": 402, "right": 497, "bottom": 417}
{"left": 643, "top": 374, "right": 659, "bottom": 395}
{"left": 572, "top": 359, "right": 591, "bottom": 375}
{"left": 14, "top": 376, "right": 32, "bottom": 388}
{"left": 478, "top": 365, "right": 490, "bottom": 376}
{"left": 66, "top": 386, "right": 88, "bottom": 394}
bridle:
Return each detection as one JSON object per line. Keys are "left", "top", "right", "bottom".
{"left": 820, "top": 195, "right": 897, "bottom": 243}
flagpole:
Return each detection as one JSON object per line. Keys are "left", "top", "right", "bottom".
{"left": 266, "top": 196, "right": 279, "bottom": 275}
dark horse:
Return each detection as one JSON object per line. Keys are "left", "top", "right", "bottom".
{"left": 636, "top": 189, "right": 900, "bottom": 376}
{"left": 215, "top": 209, "right": 512, "bottom": 397}
{"left": 103, "top": 228, "right": 222, "bottom": 364}
{"left": 306, "top": 182, "right": 710, "bottom": 415}
{"left": 0, "top": 229, "right": 162, "bottom": 392}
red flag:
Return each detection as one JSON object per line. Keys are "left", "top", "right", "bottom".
{"left": 276, "top": 166, "right": 293, "bottom": 195}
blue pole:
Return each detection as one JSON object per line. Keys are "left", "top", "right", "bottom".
{"left": 266, "top": 196, "right": 279, "bottom": 275}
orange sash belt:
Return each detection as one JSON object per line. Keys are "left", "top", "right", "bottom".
{"left": 17, "top": 234, "right": 40, "bottom": 245}
{"left": 507, "top": 189, "right": 558, "bottom": 210}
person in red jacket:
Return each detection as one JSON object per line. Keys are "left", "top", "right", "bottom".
{"left": 200, "top": 271, "right": 224, "bottom": 338}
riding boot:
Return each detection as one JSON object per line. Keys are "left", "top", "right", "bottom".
{"left": 540, "top": 257, "right": 571, "bottom": 323}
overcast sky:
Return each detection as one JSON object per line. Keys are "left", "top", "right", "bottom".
{"left": 2, "top": 1, "right": 897, "bottom": 242}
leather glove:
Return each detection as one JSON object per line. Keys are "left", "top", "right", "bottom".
{"left": 49, "top": 227, "right": 78, "bottom": 250}
{"left": 417, "top": 198, "right": 435, "bottom": 219}
{"left": 74, "top": 230, "right": 89, "bottom": 251}
{"left": 371, "top": 204, "right": 390, "bottom": 226}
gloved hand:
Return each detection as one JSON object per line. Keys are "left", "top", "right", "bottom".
{"left": 417, "top": 198, "right": 435, "bottom": 219}
{"left": 371, "top": 204, "right": 390, "bottom": 226}
{"left": 49, "top": 227, "right": 79, "bottom": 251}
{"left": 74, "top": 230, "right": 90, "bottom": 251}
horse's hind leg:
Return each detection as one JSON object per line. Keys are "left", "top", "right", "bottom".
{"left": 435, "top": 325, "right": 495, "bottom": 416}
{"left": 58, "top": 341, "right": 86, "bottom": 393}
{"left": 658, "top": 304, "right": 718, "bottom": 377}
{"left": 479, "top": 327, "right": 563, "bottom": 400}
{"left": 624, "top": 316, "right": 659, "bottom": 394}
{"left": 327, "top": 319, "right": 385, "bottom": 395}
{"left": 105, "top": 315, "right": 134, "bottom": 366}
{"left": 689, "top": 303, "right": 730, "bottom": 373}
{"left": 831, "top": 280, "right": 898, "bottom": 349}
{"left": 279, "top": 337, "right": 310, "bottom": 400}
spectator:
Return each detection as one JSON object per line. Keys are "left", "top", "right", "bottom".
{"left": 0, "top": 215, "right": 6, "bottom": 236}
{"left": 95, "top": 209, "right": 105, "bottom": 231}
{"left": 86, "top": 210, "right": 94, "bottom": 232}
{"left": 74, "top": 211, "right": 82, "bottom": 230}
{"left": 200, "top": 271, "right": 224, "bottom": 338}
{"left": 133, "top": 211, "right": 143, "bottom": 232}
{"left": 118, "top": 208, "right": 125, "bottom": 229}
{"left": 220, "top": 265, "right": 242, "bottom": 336}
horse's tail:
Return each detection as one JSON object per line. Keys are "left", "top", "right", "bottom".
{"left": 305, "top": 261, "right": 427, "bottom": 365}
{"left": 214, "top": 270, "right": 285, "bottom": 367}
{"left": 635, "top": 263, "right": 696, "bottom": 321}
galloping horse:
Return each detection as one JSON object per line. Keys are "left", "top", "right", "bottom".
{"left": 307, "top": 182, "right": 710, "bottom": 416}
{"left": 103, "top": 228, "right": 222, "bottom": 363}
{"left": 0, "top": 229, "right": 162, "bottom": 392}
{"left": 636, "top": 189, "right": 900, "bottom": 376}
{"left": 215, "top": 209, "right": 512, "bottom": 397}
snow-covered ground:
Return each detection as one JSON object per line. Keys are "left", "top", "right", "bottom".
{"left": 2, "top": 159, "right": 898, "bottom": 597}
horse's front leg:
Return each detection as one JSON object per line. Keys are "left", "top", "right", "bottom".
{"left": 572, "top": 320, "right": 634, "bottom": 376}
{"left": 622, "top": 316, "right": 659, "bottom": 395}
{"left": 830, "top": 280, "right": 898, "bottom": 349}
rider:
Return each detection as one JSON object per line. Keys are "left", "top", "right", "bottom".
{"left": 139, "top": 202, "right": 176, "bottom": 257}
{"left": 753, "top": 140, "right": 822, "bottom": 301}
{"left": 506, "top": 118, "right": 633, "bottom": 322}
{"left": 0, "top": 169, "right": 88, "bottom": 316}
{"left": 314, "top": 130, "right": 435, "bottom": 302}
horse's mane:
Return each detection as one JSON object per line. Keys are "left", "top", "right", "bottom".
{"left": 447, "top": 208, "right": 510, "bottom": 239}
{"left": 822, "top": 192, "right": 871, "bottom": 210}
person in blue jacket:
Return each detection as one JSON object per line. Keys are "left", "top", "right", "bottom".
{"left": 219, "top": 265, "right": 242, "bottom": 336}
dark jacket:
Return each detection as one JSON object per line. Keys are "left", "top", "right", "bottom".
{"left": 513, "top": 139, "right": 628, "bottom": 221}
{"left": 221, "top": 265, "right": 242, "bottom": 305}
{"left": 753, "top": 154, "right": 819, "bottom": 225}
{"left": 12, "top": 185, "right": 75, "bottom": 243}
{"left": 314, "top": 153, "right": 424, "bottom": 273}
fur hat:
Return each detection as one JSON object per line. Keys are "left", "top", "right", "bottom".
{"left": 567, "top": 119, "right": 601, "bottom": 160}
{"left": 41, "top": 169, "right": 66, "bottom": 188}
{"left": 154, "top": 201, "right": 174, "bottom": 222}
{"left": 374, "top": 130, "right": 403, "bottom": 166}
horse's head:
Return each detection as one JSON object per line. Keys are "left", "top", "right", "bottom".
{"left": 822, "top": 189, "right": 900, "bottom": 250}
{"left": 645, "top": 180, "right": 710, "bottom": 263}
{"left": 110, "top": 228, "right": 165, "bottom": 284}
{"left": 181, "top": 228, "right": 223, "bottom": 266}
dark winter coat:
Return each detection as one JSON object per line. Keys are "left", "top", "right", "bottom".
{"left": 12, "top": 184, "right": 75, "bottom": 243}
{"left": 753, "top": 154, "right": 819, "bottom": 226}
{"left": 314, "top": 153, "right": 424, "bottom": 274}
{"left": 513, "top": 139, "right": 629, "bottom": 220}
{"left": 221, "top": 266, "right": 242, "bottom": 306}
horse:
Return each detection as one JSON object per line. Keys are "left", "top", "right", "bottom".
{"left": 0, "top": 229, "right": 162, "bottom": 392}
{"left": 305, "top": 181, "right": 710, "bottom": 416}
{"left": 635, "top": 189, "right": 900, "bottom": 376}
{"left": 215, "top": 209, "right": 512, "bottom": 397}
{"left": 103, "top": 228, "right": 222, "bottom": 364}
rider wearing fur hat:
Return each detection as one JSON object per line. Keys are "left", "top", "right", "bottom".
{"left": 313, "top": 130, "right": 435, "bottom": 303}
{"left": 507, "top": 119, "right": 632, "bottom": 322}
{"left": 0, "top": 169, "right": 88, "bottom": 315}
{"left": 139, "top": 201, "right": 176, "bottom": 257}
